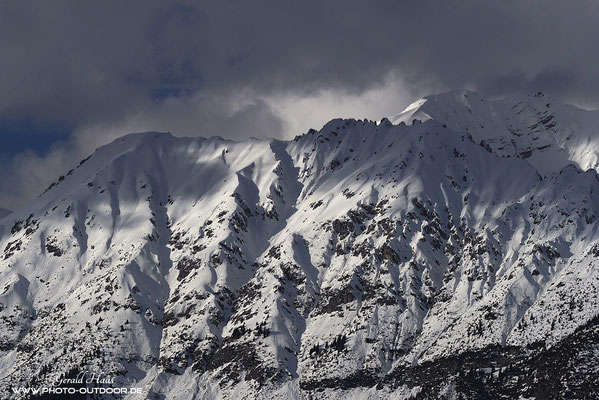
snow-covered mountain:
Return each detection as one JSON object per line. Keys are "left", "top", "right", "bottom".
{"left": 391, "top": 89, "right": 599, "bottom": 175}
{"left": 1, "top": 91, "right": 599, "bottom": 399}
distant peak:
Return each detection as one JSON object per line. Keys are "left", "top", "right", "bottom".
{"left": 401, "top": 98, "right": 428, "bottom": 114}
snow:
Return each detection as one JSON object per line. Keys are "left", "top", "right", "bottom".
{"left": 390, "top": 89, "right": 599, "bottom": 176}
{"left": 1, "top": 91, "right": 599, "bottom": 398}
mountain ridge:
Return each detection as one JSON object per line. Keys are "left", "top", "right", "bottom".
{"left": 391, "top": 89, "right": 599, "bottom": 175}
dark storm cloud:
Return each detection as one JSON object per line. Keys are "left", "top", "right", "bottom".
{"left": 1, "top": 0, "right": 599, "bottom": 209}
{"left": 2, "top": 1, "right": 599, "bottom": 123}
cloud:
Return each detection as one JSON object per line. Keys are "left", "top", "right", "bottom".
{"left": 3, "top": 1, "right": 598, "bottom": 124}
{"left": 0, "top": 144, "right": 73, "bottom": 211}
{"left": 2, "top": 1, "right": 599, "bottom": 208}
{"left": 265, "top": 72, "right": 418, "bottom": 136}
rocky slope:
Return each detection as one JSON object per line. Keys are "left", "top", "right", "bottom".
{"left": 1, "top": 91, "right": 599, "bottom": 399}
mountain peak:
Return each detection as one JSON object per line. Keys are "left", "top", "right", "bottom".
{"left": 390, "top": 89, "right": 599, "bottom": 175}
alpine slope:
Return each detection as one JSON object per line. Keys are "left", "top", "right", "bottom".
{"left": 1, "top": 90, "right": 599, "bottom": 399}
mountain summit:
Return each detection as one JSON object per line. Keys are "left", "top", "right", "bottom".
{"left": 391, "top": 89, "right": 599, "bottom": 175}
{"left": 1, "top": 92, "right": 599, "bottom": 399}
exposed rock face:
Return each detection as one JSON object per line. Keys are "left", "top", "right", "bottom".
{"left": 1, "top": 92, "right": 599, "bottom": 399}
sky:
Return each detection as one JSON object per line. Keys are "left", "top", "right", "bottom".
{"left": 1, "top": 0, "right": 599, "bottom": 210}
